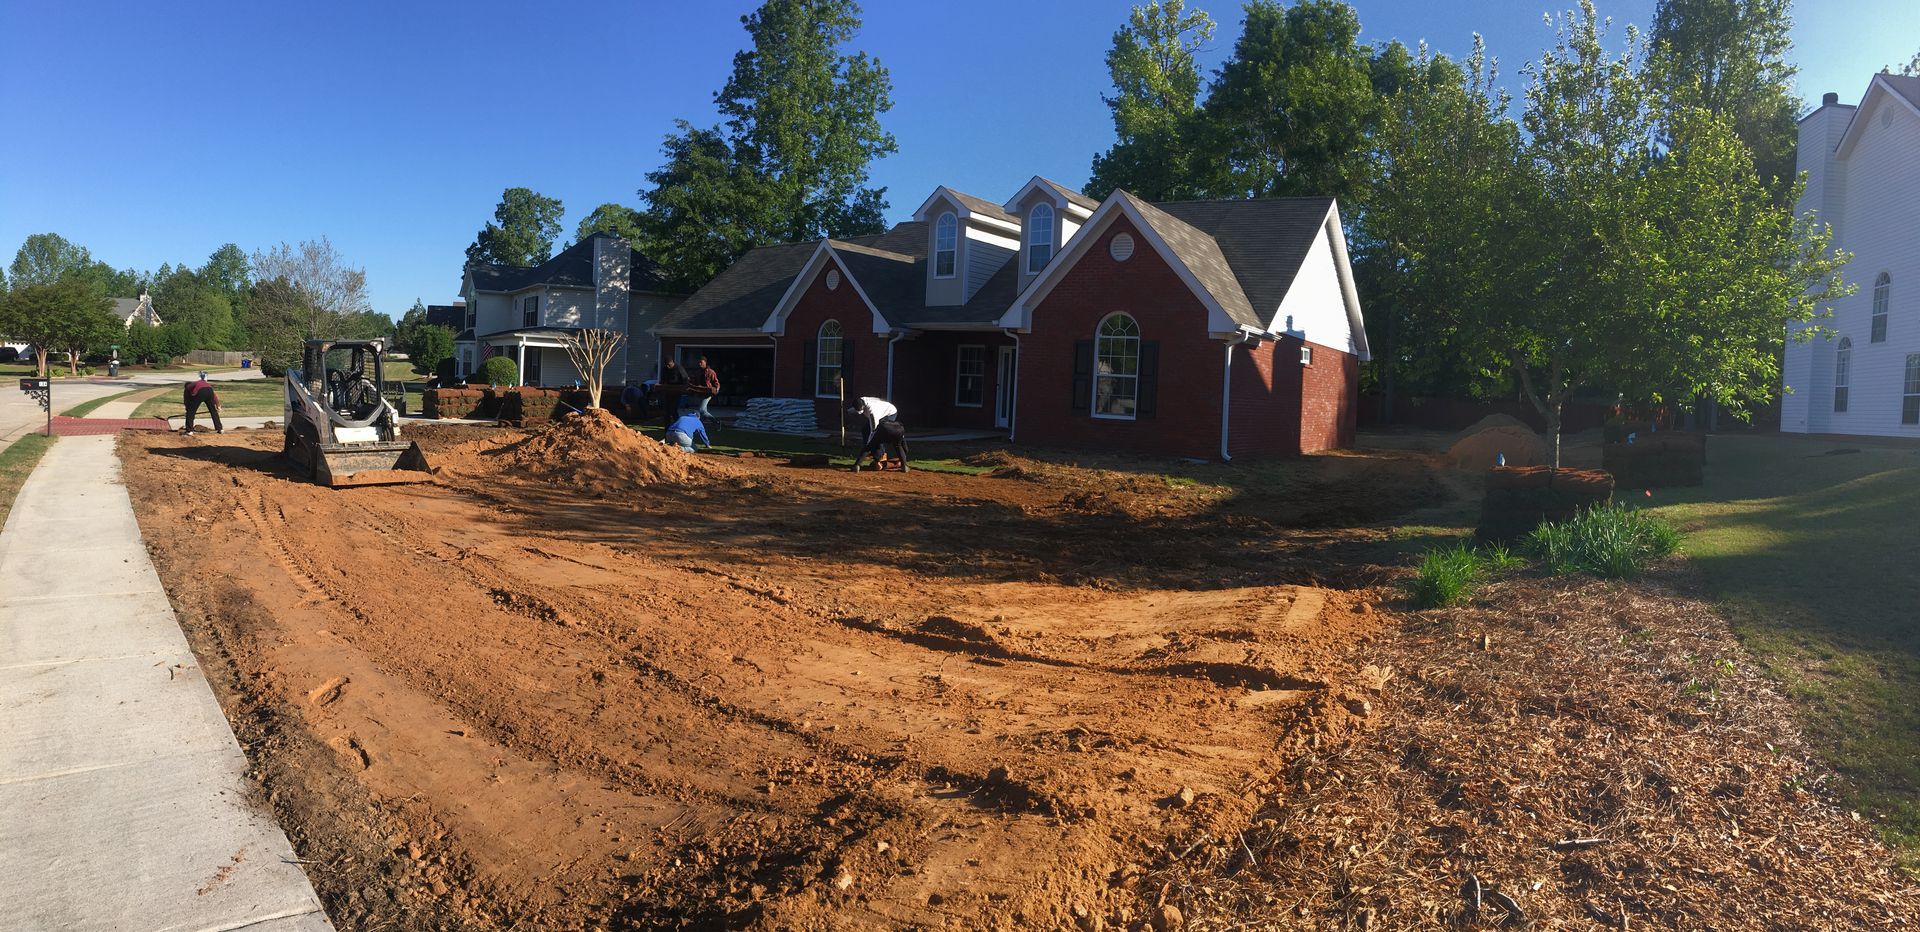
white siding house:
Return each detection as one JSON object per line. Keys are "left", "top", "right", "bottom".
{"left": 456, "top": 233, "right": 683, "bottom": 386}
{"left": 1784, "top": 74, "right": 1920, "bottom": 436}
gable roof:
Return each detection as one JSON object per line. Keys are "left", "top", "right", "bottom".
{"left": 1836, "top": 73, "right": 1920, "bottom": 159}
{"left": 112, "top": 294, "right": 161, "bottom": 327}
{"left": 912, "top": 186, "right": 1020, "bottom": 228}
{"left": 1003, "top": 176, "right": 1101, "bottom": 214}
{"left": 1153, "top": 196, "right": 1341, "bottom": 327}
{"left": 466, "top": 232, "right": 674, "bottom": 296}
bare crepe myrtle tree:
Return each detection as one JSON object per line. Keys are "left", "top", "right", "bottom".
{"left": 562, "top": 328, "right": 624, "bottom": 409}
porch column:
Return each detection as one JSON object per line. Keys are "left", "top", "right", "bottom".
{"left": 516, "top": 342, "right": 526, "bottom": 386}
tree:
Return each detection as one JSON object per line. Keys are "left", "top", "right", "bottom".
{"left": 1364, "top": 38, "right": 1519, "bottom": 416}
{"left": 638, "top": 0, "right": 896, "bottom": 289}
{"left": 150, "top": 267, "right": 234, "bottom": 350}
{"left": 1086, "top": 0, "right": 1217, "bottom": 200}
{"left": 1647, "top": 0, "right": 1800, "bottom": 204}
{"left": 245, "top": 238, "right": 376, "bottom": 373}
{"left": 0, "top": 279, "right": 117, "bottom": 376}
{"left": 200, "top": 243, "right": 252, "bottom": 295}
{"left": 1893, "top": 48, "right": 1920, "bottom": 76}
{"left": 562, "top": 328, "right": 625, "bottom": 408}
{"left": 574, "top": 203, "right": 646, "bottom": 244}
{"left": 1193, "top": 0, "right": 1394, "bottom": 203}
{"left": 411, "top": 324, "right": 455, "bottom": 378}
{"left": 9, "top": 233, "right": 94, "bottom": 290}
{"left": 466, "top": 187, "right": 564, "bottom": 268}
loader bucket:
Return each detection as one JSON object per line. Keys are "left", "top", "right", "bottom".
{"left": 312, "top": 440, "right": 433, "bottom": 488}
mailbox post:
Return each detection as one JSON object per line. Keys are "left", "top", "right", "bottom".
{"left": 18, "top": 377, "right": 51, "bottom": 435}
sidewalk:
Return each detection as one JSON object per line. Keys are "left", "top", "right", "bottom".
{"left": 0, "top": 429, "right": 331, "bottom": 928}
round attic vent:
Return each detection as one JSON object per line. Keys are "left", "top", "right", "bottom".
{"left": 1109, "top": 232, "right": 1135, "bottom": 262}
{"left": 825, "top": 269, "right": 842, "bottom": 290}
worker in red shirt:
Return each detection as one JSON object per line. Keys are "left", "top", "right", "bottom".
{"left": 182, "top": 372, "right": 223, "bottom": 435}
{"left": 693, "top": 355, "right": 722, "bottom": 420}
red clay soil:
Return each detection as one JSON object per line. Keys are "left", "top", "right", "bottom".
{"left": 120, "top": 415, "right": 1398, "bottom": 931}
{"left": 117, "top": 416, "right": 1915, "bottom": 929}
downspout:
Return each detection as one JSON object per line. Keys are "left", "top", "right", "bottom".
{"left": 1219, "top": 332, "right": 1254, "bottom": 462}
{"left": 886, "top": 330, "right": 907, "bottom": 400}
{"left": 1004, "top": 329, "right": 1023, "bottom": 442}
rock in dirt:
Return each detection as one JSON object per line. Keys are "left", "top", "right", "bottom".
{"left": 1152, "top": 903, "right": 1185, "bottom": 931}
{"left": 1174, "top": 786, "right": 1197, "bottom": 808}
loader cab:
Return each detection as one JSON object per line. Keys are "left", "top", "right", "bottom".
{"left": 315, "top": 343, "right": 385, "bottom": 421}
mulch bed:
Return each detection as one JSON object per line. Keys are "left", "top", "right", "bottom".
{"left": 1148, "top": 569, "right": 1920, "bottom": 929}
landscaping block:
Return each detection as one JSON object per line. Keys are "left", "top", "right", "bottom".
{"left": 1477, "top": 466, "right": 1615, "bottom": 540}
{"left": 1602, "top": 432, "right": 1706, "bottom": 488}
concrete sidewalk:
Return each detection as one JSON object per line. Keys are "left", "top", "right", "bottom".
{"left": 0, "top": 435, "right": 332, "bottom": 930}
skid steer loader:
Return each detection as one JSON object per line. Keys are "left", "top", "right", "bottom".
{"left": 284, "top": 339, "right": 432, "bottom": 487}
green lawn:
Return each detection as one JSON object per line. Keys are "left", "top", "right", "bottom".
{"left": 60, "top": 388, "right": 149, "bottom": 418}
{"left": 1636, "top": 434, "right": 1920, "bottom": 863}
{"left": 0, "top": 433, "right": 55, "bottom": 530}
{"left": 132, "top": 379, "right": 284, "bottom": 420}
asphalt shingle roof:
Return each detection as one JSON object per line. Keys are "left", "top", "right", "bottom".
{"left": 467, "top": 232, "right": 674, "bottom": 296}
{"left": 1880, "top": 73, "right": 1920, "bottom": 111}
{"left": 1035, "top": 177, "right": 1101, "bottom": 212}
{"left": 659, "top": 192, "right": 1338, "bottom": 335}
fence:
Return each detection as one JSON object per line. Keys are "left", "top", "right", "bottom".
{"left": 1359, "top": 395, "right": 1613, "bottom": 433}
{"left": 185, "top": 350, "right": 246, "bottom": 367}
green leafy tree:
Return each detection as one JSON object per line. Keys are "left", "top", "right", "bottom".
{"left": 395, "top": 299, "right": 430, "bottom": 352}
{"left": 1193, "top": 0, "right": 1395, "bottom": 202}
{"left": 200, "top": 243, "right": 251, "bottom": 295}
{"left": 155, "top": 322, "right": 198, "bottom": 363}
{"left": 574, "top": 203, "right": 646, "bottom": 244}
{"left": 1647, "top": 0, "right": 1800, "bottom": 204}
{"left": 1086, "top": 0, "right": 1218, "bottom": 200}
{"left": 0, "top": 279, "right": 117, "bottom": 376}
{"left": 466, "top": 187, "right": 565, "bottom": 268}
{"left": 411, "top": 324, "right": 455, "bottom": 377}
{"left": 9, "top": 233, "right": 94, "bottom": 290}
{"left": 121, "top": 319, "right": 159, "bottom": 364}
{"left": 1364, "top": 39, "right": 1520, "bottom": 416}
{"left": 150, "top": 267, "right": 234, "bottom": 350}
{"left": 1893, "top": 48, "right": 1920, "bottom": 75}
{"left": 639, "top": 0, "right": 896, "bottom": 289}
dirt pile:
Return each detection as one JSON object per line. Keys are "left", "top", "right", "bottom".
{"left": 435, "top": 408, "right": 734, "bottom": 488}
{"left": 1446, "top": 424, "right": 1547, "bottom": 470}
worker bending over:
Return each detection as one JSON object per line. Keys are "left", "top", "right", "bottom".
{"left": 182, "top": 372, "right": 223, "bottom": 435}
{"left": 664, "top": 412, "right": 712, "bottom": 453}
{"left": 849, "top": 396, "right": 908, "bottom": 473}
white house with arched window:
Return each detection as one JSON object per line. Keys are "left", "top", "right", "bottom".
{"left": 1784, "top": 73, "right": 1920, "bottom": 436}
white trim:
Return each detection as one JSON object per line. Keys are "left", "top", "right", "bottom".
{"left": 911, "top": 186, "right": 1022, "bottom": 235}
{"left": 954, "top": 343, "right": 987, "bottom": 408}
{"left": 1836, "top": 75, "right": 1920, "bottom": 159}
{"left": 1001, "top": 176, "right": 1096, "bottom": 220}
{"left": 933, "top": 212, "right": 958, "bottom": 279}
{"left": 760, "top": 241, "right": 892, "bottom": 335}
{"left": 815, "top": 319, "right": 846, "bottom": 399}
{"left": 1090, "top": 311, "right": 1141, "bottom": 421}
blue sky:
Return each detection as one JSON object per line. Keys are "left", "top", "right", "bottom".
{"left": 1, "top": 0, "right": 1913, "bottom": 318}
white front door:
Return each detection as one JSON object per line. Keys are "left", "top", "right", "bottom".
{"left": 994, "top": 346, "right": 1016, "bottom": 429}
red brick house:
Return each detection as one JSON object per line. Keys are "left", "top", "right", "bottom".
{"left": 652, "top": 178, "right": 1369, "bottom": 459}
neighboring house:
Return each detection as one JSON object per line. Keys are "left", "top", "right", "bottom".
{"left": 1783, "top": 74, "right": 1920, "bottom": 437}
{"left": 653, "top": 176, "right": 1368, "bottom": 459}
{"left": 456, "top": 233, "right": 683, "bottom": 385}
{"left": 112, "top": 290, "right": 163, "bottom": 328}
{"left": 425, "top": 302, "right": 467, "bottom": 372}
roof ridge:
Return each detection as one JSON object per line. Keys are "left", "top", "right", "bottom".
{"left": 828, "top": 240, "right": 915, "bottom": 262}
{"left": 1145, "top": 194, "right": 1336, "bottom": 208}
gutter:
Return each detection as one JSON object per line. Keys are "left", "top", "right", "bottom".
{"left": 1004, "top": 329, "right": 1024, "bottom": 442}
{"left": 1219, "top": 331, "right": 1257, "bottom": 462}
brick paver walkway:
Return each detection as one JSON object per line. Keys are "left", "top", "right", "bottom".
{"left": 47, "top": 416, "right": 171, "bottom": 436}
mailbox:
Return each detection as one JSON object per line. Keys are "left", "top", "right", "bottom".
{"left": 19, "top": 378, "right": 49, "bottom": 392}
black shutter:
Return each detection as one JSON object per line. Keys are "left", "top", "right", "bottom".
{"left": 1071, "top": 339, "right": 1094, "bottom": 414}
{"left": 841, "top": 335, "right": 855, "bottom": 395}
{"left": 802, "top": 340, "right": 816, "bottom": 397}
{"left": 1137, "top": 340, "right": 1159, "bottom": 418}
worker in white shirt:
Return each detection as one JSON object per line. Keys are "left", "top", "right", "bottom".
{"left": 848, "top": 396, "right": 908, "bottom": 473}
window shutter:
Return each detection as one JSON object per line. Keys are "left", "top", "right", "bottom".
{"left": 841, "top": 335, "right": 855, "bottom": 379}
{"left": 1137, "top": 340, "right": 1159, "bottom": 418}
{"left": 1071, "top": 339, "right": 1093, "bottom": 413}
{"left": 802, "top": 340, "right": 816, "bottom": 396}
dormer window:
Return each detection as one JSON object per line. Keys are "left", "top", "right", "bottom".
{"left": 934, "top": 212, "right": 957, "bottom": 278}
{"left": 1027, "top": 203, "right": 1054, "bottom": 273}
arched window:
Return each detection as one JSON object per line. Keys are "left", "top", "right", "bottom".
{"left": 1094, "top": 313, "right": 1141, "bottom": 419}
{"left": 1026, "top": 203, "right": 1054, "bottom": 273}
{"left": 1834, "top": 336, "right": 1851, "bottom": 413}
{"left": 934, "top": 213, "right": 958, "bottom": 278}
{"left": 1872, "top": 273, "right": 1891, "bottom": 343}
{"left": 816, "top": 320, "right": 843, "bottom": 397}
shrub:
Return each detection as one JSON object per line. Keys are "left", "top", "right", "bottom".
{"left": 1526, "top": 504, "right": 1682, "bottom": 579}
{"left": 1410, "top": 543, "right": 1484, "bottom": 609}
{"left": 435, "top": 356, "right": 460, "bottom": 383}
{"left": 477, "top": 356, "right": 518, "bottom": 387}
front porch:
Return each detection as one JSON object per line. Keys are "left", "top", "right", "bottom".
{"left": 478, "top": 328, "right": 587, "bottom": 387}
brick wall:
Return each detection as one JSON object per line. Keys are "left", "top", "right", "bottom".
{"left": 775, "top": 263, "right": 889, "bottom": 426}
{"left": 1016, "top": 215, "right": 1226, "bottom": 458}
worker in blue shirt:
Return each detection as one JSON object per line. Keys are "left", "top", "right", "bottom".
{"left": 664, "top": 412, "right": 712, "bottom": 453}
